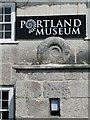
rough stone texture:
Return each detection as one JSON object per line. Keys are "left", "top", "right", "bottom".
{"left": 16, "top": 80, "right": 41, "bottom": 98}
{"left": 69, "top": 80, "right": 88, "bottom": 97}
{"left": 64, "top": 71, "right": 82, "bottom": 80}
{"left": 2, "top": 45, "right": 18, "bottom": 64}
{"left": 37, "top": 37, "right": 71, "bottom": 64}
{"left": 2, "top": 64, "right": 11, "bottom": 85}
{"left": 77, "top": 42, "right": 89, "bottom": 64}
{"left": 17, "top": 41, "right": 41, "bottom": 64}
{"left": 77, "top": 3, "right": 86, "bottom": 14}
{"left": 61, "top": 98, "right": 88, "bottom": 118}
{"left": 11, "top": 69, "right": 17, "bottom": 85}
{"left": 14, "top": 68, "right": 88, "bottom": 118}
{"left": 43, "top": 82, "right": 70, "bottom": 98}
{"left": 1, "top": 39, "right": 87, "bottom": 65}
{"left": 26, "top": 98, "right": 49, "bottom": 118}
{"left": 17, "top": 3, "right": 87, "bottom": 16}
{"left": 49, "top": 5, "right": 61, "bottom": 15}
{"left": 28, "top": 5, "right": 50, "bottom": 16}
{"left": 16, "top": 80, "right": 27, "bottom": 98}
{"left": 65, "top": 40, "right": 88, "bottom": 64}
{"left": 6, "top": 39, "right": 88, "bottom": 65}
{"left": 16, "top": 72, "right": 27, "bottom": 81}
{"left": 16, "top": 98, "right": 27, "bottom": 118}
{"left": 25, "top": 81, "right": 41, "bottom": 98}
{"left": 82, "top": 71, "right": 88, "bottom": 80}
{"left": 17, "top": 5, "right": 50, "bottom": 16}
{"left": 0, "top": 64, "right": 2, "bottom": 85}
{"left": 61, "top": 4, "right": 77, "bottom": 15}
{"left": 28, "top": 70, "right": 64, "bottom": 81}
{"left": 0, "top": 3, "right": 89, "bottom": 119}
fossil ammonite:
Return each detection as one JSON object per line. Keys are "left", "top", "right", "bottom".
{"left": 37, "top": 37, "right": 71, "bottom": 64}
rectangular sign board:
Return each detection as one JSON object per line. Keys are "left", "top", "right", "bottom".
{"left": 16, "top": 15, "right": 86, "bottom": 39}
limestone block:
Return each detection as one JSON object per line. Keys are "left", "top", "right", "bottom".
{"left": 26, "top": 98, "right": 49, "bottom": 117}
{"left": 64, "top": 71, "right": 82, "bottom": 80}
{"left": 11, "top": 69, "right": 17, "bottom": 85}
{"left": 2, "top": 64, "right": 11, "bottom": 85}
{"left": 61, "top": 98, "right": 88, "bottom": 118}
{"left": 16, "top": 80, "right": 41, "bottom": 98}
{"left": 17, "top": 5, "right": 50, "bottom": 16}
{"left": 88, "top": 81, "right": 90, "bottom": 97}
{"left": 89, "top": 72, "right": 90, "bottom": 81}
{"left": 0, "top": 64, "right": 2, "bottom": 85}
{"left": 16, "top": 72, "right": 28, "bottom": 81}
{"left": 17, "top": 8, "right": 25, "bottom": 16}
{"left": 17, "top": 41, "right": 41, "bottom": 64}
{"left": 61, "top": 4, "right": 77, "bottom": 15}
{"left": 88, "top": 98, "right": 90, "bottom": 118}
{"left": 69, "top": 81, "right": 88, "bottom": 98}
{"left": 28, "top": 70, "right": 64, "bottom": 81}
{"left": 77, "top": 42, "right": 88, "bottom": 64}
{"left": 2, "top": 45, "right": 18, "bottom": 64}
{"left": 16, "top": 80, "right": 26, "bottom": 98}
{"left": 49, "top": 5, "right": 61, "bottom": 15}
{"left": 24, "top": 81, "right": 41, "bottom": 98}
{"left": 43, "top": 82, "right": 70, "bottom": 98}
{"left": 82, "top": 71, "right": 88, "bottom": 80}
{"left": 77, "top": 3, "right": 86, "bottom": 14}
{"left": 16, "top": 98, "right": 27, "bottom": 118}
{"left": 29, "top": 5, "right": 50, "bottom": 16}
{"left": 0, "top": 45, "right": 2, "bottom": 63}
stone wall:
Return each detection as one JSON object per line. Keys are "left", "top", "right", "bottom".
{"left": 14, "top": 66, "right": 88, "bottom": 118}
{"left": 0, "top": 2, "right": 89, "bottom": 119}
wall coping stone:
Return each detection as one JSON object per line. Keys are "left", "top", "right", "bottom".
{"left": 12, "top": 64, "right": 90, "bottom": 70}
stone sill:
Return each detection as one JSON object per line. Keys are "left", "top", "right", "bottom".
{"left": 12, "top": 64, "right": 90, "bottom": 70}
{"left": 0, "top": 41, "right": 19, "bottom": 44}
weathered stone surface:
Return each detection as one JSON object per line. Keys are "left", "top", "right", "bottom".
{"left": 2, "top": 45, "right": 18, "bottom": 64}
{"left": 0, "top": 2, "right": 89, "bottom": 119}
{"left": 78, "top": 3, "right": 86, "bottom": 14}
{"left": 82, "top": 71, "right": 88, "bottom": 80}
{"left": 77, "top": 42, "right": 88, "bottom": 64}
{"left": 2, "top": 64, "right": 11, "bottom": 85}
{"left": 49, "top": 5, "right": 61, "bottom": 15}
{"left": 69, "top": 80, "right": 88, "bottom": 98}
{"left": 16, "top": 80, "right": 41, "bottom": 98}
{"left": 16, "top": 72, "right": 27, "bottom": 81}
{"left": 17, "top": 5, "right": 50, "bottom": 16}
{"left": 64, "top": 71, "right": 82, "bottom": 80}
{"left": 37, "top": 37, "right": 71, "bottom": 64}
{"left": 16, "top": 80, "right": 26, "bottom": 98}
{"left": 0, "top": 64, "right": 2, "bottom": 85}
{"left": 61, "top": 4, "right": 77, "bottom": 15}
{"left": 29, "top": 5, "right": 50, "bottom": 16}
{"left": 43, "top": 82, "right": 70, "bottom": 98}
{"left": 28, "top": 70, "right": 64, "bottom": 81}
{"left": 25, "top": 81, "right": 41, "bottom": 98}
{"left": 11, "top": 69, "right": 17, "bottom": 85}
{"left": 26, "top": 98, "right": 49, "bottom": 117}
{"left": 61, "top": 98, "right": 88, "bottom": 118}
{"left": 17, "top": 41, "right": 41, "bottom": 64}
{"left": 16, "top": 98, "right": 27, "bottom": 118}
{"left": 88, "top": 81, "right": 90, "bottom": 97}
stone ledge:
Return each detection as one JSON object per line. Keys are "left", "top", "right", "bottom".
{"left": 0, "top": 41, "right": 19, "bottom": 44}
{"left": 12, "top": 64, "right": 90, "bottom": 70}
